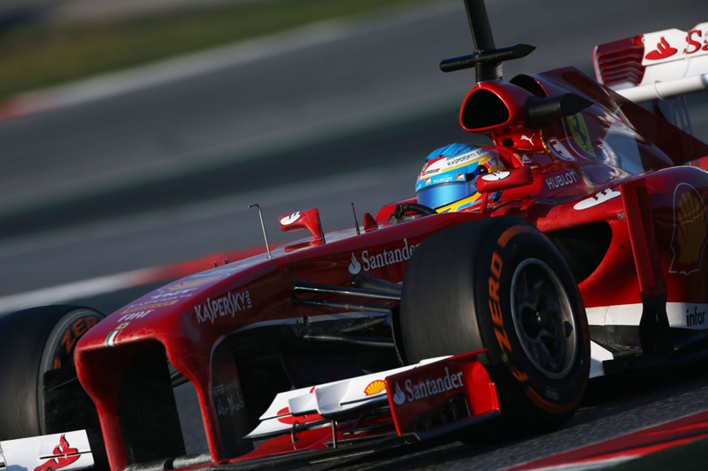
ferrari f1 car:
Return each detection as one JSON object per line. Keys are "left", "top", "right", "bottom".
{"left": 2, "top": 0, "right": 708, "bottom": 469}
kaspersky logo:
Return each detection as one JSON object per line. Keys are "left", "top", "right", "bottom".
{"left": 348, "top": 239, "right": 419, "bottom": 275}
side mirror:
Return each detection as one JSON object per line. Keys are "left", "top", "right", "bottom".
{"left": 476, "top": 167, "right": 533, "bottom": 214}
{"left": 525, "top": 93, "right": 593, "bottom": 129}
{"left": 279, "top": 208, "right": 325, "bottom": 243}
{"left": 477, "top": 167, "right": 533, "bottom": 193}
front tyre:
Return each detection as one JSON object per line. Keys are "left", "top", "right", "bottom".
{"left": 0, "top": 305, "right": 105, "bottom": 444}
{"left": 400, "top": 218, "right": 590, "bottom": 432}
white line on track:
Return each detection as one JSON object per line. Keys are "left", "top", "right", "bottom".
{"left": 0, "top": 163, "right": 419, "bottom": 313}
{"left": 0, "top": 269, "right": 154, "bottom": 315}
{"left": 0, "top": 166, "right": 405, "bottom": 259}
{"left": 3, "top": 2, "right": 458, "bottom": 118}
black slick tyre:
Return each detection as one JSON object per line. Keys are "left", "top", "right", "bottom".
{"left": 400, "top": 217, "right": 590, "bottom": 432}
{"left": 0, "top": 305, "right": 104, "bottom": 440}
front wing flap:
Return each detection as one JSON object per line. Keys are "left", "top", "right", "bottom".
{"left": 238, "top": 351, "right": 500, "bottom": 462}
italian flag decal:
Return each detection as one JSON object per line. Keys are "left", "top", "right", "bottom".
{"left": 105, "top": 331, "right": 119, "bottom": 347}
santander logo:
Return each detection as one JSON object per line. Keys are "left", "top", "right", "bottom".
{"left": 392, "top": 367, "right": 465, "bottom": 406}
{"left": 645, "top": 36, "right": 678, "bottom": 60}
{"left": 641, "top": 24, "right": 708, "bottom": 64}
{"left": 349, "top": 238, "right": 420, "bottom": 275}
{"left": 348, "top": 253, "right": 362, "bottom": 274}
{"left": 393, "top": 382, "right": 407, "bottom": 406}
{"left": 347, "top": 239, "right": 419, "bottom": 275}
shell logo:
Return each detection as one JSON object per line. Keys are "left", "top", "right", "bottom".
{"left": 670, "top": 184, "right": 708, "bottom": 276}
{"left": 364, "top": 379, "right": 386, "bottom": 396}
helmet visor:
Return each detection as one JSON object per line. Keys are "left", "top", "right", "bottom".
{"left": 417, "top": 181, "right": 478, "bottom": 209}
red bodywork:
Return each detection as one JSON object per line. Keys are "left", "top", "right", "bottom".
{"left": 75, "top": 65, "right": 708, "bottom": 468}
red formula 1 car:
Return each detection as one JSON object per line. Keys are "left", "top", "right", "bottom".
{"left": 2, "top": 0, "right": 708, "bottom": 469}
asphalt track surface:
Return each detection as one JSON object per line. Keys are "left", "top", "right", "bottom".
{"left": 2, "top": 0, "right": 708, "bottom": 468}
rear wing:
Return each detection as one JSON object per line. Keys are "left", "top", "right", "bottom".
{"left": 593, "top": 22, "right": 708, "bottom": 103}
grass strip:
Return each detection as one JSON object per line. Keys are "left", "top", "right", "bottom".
{"left": 0, "top": 0, "right": 426, "bottom": 100}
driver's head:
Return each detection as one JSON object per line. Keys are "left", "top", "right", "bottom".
{"left": 415, "top": 143, "right": 504, "bottom": 212}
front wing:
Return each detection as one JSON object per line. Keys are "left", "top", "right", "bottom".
{"left": 229, "top": 351, "right": 500, "bottom": 466}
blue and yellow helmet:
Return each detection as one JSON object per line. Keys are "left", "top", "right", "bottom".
{"left": 415, "top": 143, "right": 504, "bottom": 212}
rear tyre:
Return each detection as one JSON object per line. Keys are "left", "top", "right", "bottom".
{"left": 0, "top": 305, "right": 105, "bottom": 445}
{"left": 400, "top": 218, "right": 590, "bottom": 432}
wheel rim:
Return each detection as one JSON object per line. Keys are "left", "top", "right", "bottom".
{"left": 510, "top": 259, "right": 577, "bottom": 379}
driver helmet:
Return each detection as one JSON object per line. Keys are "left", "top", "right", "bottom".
{"left": 415, "top": 143, "right": 504, "bottom": 212}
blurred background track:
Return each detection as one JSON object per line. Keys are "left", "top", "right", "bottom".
{"left": 0, "top": 0, "right": 707, "bottom": 302}
{"left": 0, "top": 0, "right": 269, "bottom": 22}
